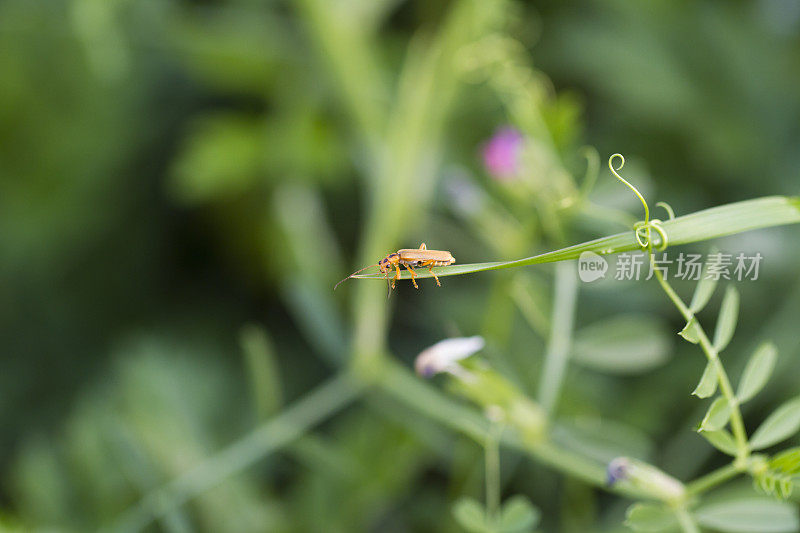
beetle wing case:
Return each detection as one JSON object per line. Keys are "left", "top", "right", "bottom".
{"left": 396, "top": 249, "right": 455, "bottom": 263}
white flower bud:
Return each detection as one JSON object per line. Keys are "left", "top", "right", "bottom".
{"left": 414, "top": 336, "right": 485, "bottom": 378}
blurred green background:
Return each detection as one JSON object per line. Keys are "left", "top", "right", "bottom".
{"left": 2, "top": 0, "right": 800, "bottom": 531}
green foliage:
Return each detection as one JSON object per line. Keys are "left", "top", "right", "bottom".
{"left": 689, "top": 271, "right": 718, "bottom": 314}
{"left": 453, "top": 497, "right": 487, "bottom": 533}
{"left": 570, "top": 314, "right": 672, "bottom": 375}
{"left": 693, "top": 497, "right": 799, "bottom": 533}
{"left": 754, "top": 448, "right": 800, "bottom": 499}
{"left": 699, "top": 397, "right": 732, "bottom": 433}
{"left": 353, "top": 196, "right": 800, "bottom": 282}
{"left": 737, "top": 342, "right": 778, "bottom": 404}
{"left": 4, "top": 0, "right": 800, "bottom": 532}
{"left": 750, "top": 398, "right": 800, "bottom": 451}
{"left": 713, "top": 286, "right": 740, "bottom": 353}
{"left": 700, "top": 430, "right": 738, "bottom": 457}
{"left": 625, "top": 503, "right": 678, "bottom": 532}
{"left": 453, "top": 495, "right": 540, "bottom": 533}
{"left": 692, "top": 361, "right": 718, "bottom": 398}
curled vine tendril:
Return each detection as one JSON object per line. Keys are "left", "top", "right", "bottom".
{"left": 656, "top": 201, "right": 676, "bottom": 221}
{"left": 608, "top": 153, "right": 671, "bottom": 251}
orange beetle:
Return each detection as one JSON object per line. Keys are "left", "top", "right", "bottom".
{"left": 335, "top": 243, "right": 456, "bottom": 292}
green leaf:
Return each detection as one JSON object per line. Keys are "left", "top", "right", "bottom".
{"left": 690, "top": 266, "right": 718, "bottom": 314}
{"left": 353, "top": 196, "right": 800, "bottom": 282}
{"left": 750, "top": 397, "right": 800, "bottom": 450}
{"left": 779, "top": 479, "right": 794, "bottom": 499}
{"left": 713, "top": 286, "right": 740, "bottom": 352}
{"left": 694, "top": 498, "right": 799, "bottom": 533}
{"left": 700, "top": 429, "right": 738, "bottom": 456}
{"left": 692, "top": 361, "right": 718, "bottom": 398}
{"left": 571, "top": 315, "right": 672, "bottom": 375}
{"left": 552, "top": 417, "right": 654, "bottom": 464}
{"left": 755, "top": 449, "right": 800, "bottom": 501}
{"left": 499, "top": 495, "right": 540, "bottom": 533}
{"left": 625, "top": 503, "right": 678, "bottom": 532}
{"left": 699, "top": 397, "right": 732, "bottom": 432}
{"left": 770, "top": 447, "right": 800, "bottom": 474}
{"left": 453, "top": 497, "right": 488, "bottom": 533}
{"left": 737, "top": 342, "right": 778, "bottom": 403}
{"left": 679, "top": 318, "right": 701, "bottom": 345}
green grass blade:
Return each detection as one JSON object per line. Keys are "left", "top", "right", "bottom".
{"left": 351, "top": 196, "right": 800, "bottom": 281}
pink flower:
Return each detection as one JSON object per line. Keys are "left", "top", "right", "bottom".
{"left": 482, "top": 127, "right": 524, "bottom": 180}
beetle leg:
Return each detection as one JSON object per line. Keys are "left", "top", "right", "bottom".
{"left": 424, "top": 261, "right": 441, "bottom": 287}
{"left": 403, "top": 263, "right": 419, "bottom": 289}
{"left": 392, "top": 263, "right": 402, "bottom": 289}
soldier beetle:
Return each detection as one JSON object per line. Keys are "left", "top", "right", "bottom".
{"left": 334, "top": 243, "right": 456, "bottom": 294}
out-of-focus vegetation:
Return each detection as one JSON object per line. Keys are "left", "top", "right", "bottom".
{"left": 2, "top": 0, "right": 800, "bottom": 531}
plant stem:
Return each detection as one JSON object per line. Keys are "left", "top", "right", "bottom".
{"left": 351, "top": 0, "right": 494, "bottom": 376}
{"left": 485, "top": 423, "right": 502, "bottom": 529}
{"left": 675, "top": 507, "right": 700, "bottom": 533}
{"left": 110, "top": 373, "right": 362, "bottom": 533}
{"left": 648, "top": 252, "right": 749, "bottom": 459}
{"left": 538, "top": 261, "right": 578, "bottom": 415}
{"left": 379, "top": 361, "right": 655, "bottom": 501}
{"left": 685, "top": 463, "right": 743, "bottom": 497}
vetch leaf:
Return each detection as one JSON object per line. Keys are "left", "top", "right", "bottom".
{"left": 700, "top": 429, "right": 738, "bottom": 456}
{"left": 699, "top": 397, "right": 732, "bottom": 432}
{"left": 354, "top": 196, "right": 800, "bottom": 282}
{"left": 571, "top": 315, "right": 672, "bottom": 375}
{"left": 692, "top": 361, "right": 718, "bottom": 398}
{"left": 713, "top": 286, "right": 739, "bottom": 352}
{"left": 690, "top": 264, "right": 718, "bottom": 314}
{"left": 499, "top": 495, "right": 540, "bottom": 533}
{"left": 679, "top": 318, "right": 701, "bottom": 345}
{"left": 750, "top": 397, "right": 800, "bottom": 450}
{"left": 737, "top": 342, "right": 778, "bottom": 403}
{"left": 625, "top": 503, "right": 678, "bottom": 532}
{"left": 755, "top": 448, "right": 800, "bottom": 500}
{"left": 770, "top": 447, "right": 800, "bottom": 474}
{"left": 694, "top": 497, "right": 799, "bottom": 533}
{"left": 453, "top": 497, "right": 488, "bottom": 533}
{"left": 780, "top": 479, "right": 794, "bottom": 499}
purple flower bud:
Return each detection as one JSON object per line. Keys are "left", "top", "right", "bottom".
{"left": 606, "top": 457, "right": 630, "bottom": 486}
{"left": 482, "top": 127, "right": 524, "bottom": 180}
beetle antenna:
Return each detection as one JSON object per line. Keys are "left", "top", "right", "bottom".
{"left": 334, "top": 264, "right": 374, "bottom": 290}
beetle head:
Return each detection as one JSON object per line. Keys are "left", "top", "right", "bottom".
{"left": 378, "top": 253, "right": 399, "bottom": 273}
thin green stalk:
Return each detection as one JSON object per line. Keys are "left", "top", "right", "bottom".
{"left": 685, "top": 463, "right": 744, "bottom": 497}
{"left": 485, "top": 423, "right": 502, "bottom": 529}
{"left": 110, "top": 373, "right": 362, "bottom": 533}
{"left": 675, "top": 507, "right": 700, "bottom": 533}
{"left": 648, "top": 253, "right": 749, "bottom": 459}
{"left": 538, "top": 261, "right": 578, "bottom": 415}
